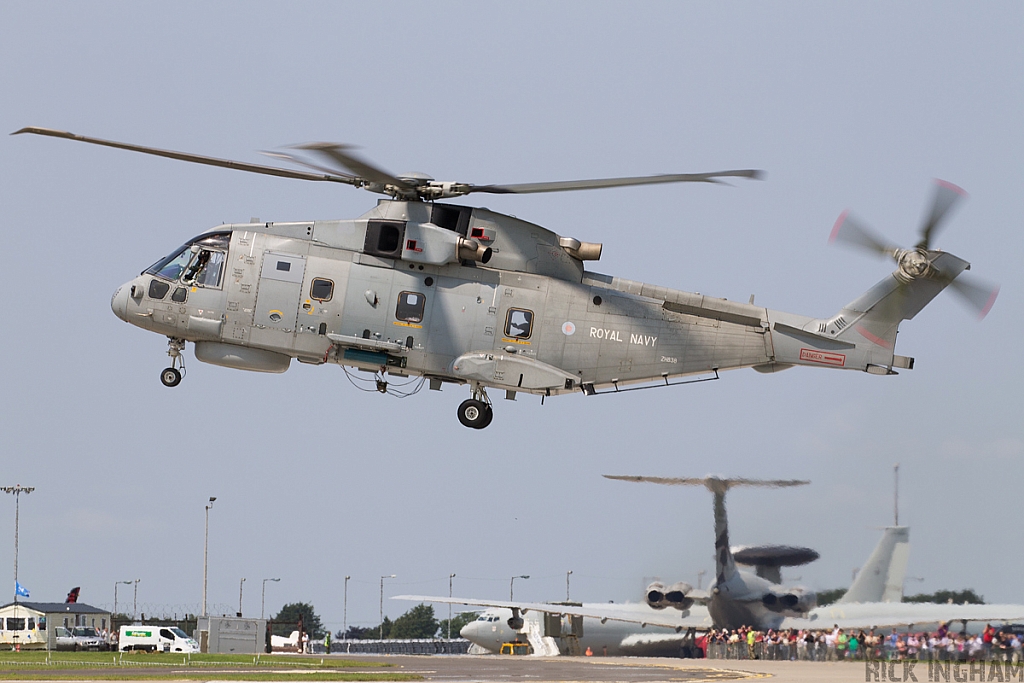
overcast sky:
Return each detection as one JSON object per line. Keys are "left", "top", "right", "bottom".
{"left": 1, "top": 2, "right": 1021, "bottom": 631}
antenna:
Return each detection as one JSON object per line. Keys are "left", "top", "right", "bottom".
{"left": 893, "top": 463, "right": 899, "bottom": 526}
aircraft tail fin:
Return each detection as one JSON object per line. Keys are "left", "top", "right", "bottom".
{"left": 830, "top": 251, "right": 970, "bottom": 353}
{"left": 837, "top": 526, "right": 910, "bottom": 604}
{"left": 604, "top": 476, "right": 809, "bottom": 587}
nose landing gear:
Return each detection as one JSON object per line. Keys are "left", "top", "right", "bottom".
{"left": 458, "top": 384, "right": 493, "bottom": 429}
{"left": 160, "top": 337, "right": 186, "bottom": 387}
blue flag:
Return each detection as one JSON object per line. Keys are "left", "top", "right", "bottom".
{"left": 15, "top": 581, "right": 29, "bottom": 598}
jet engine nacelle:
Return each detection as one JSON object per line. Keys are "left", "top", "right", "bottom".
{"left": 762, "top": 587, "right": 816, "bottom": 614}
{"left": 646, "top": 581, "right": 693, "bottom": 611}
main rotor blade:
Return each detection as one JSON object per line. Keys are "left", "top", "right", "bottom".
{"left": 916, "top": 179, "right": 967, "bottom": 250}
{"left": 11, "top": 127, "right": 360, "bottom": 186}
{"left": 604, "top": 475, "right": 809, "bottom": 490}
{"left": 260, "top": 150, "right": 359, "bottom": 180}
{"left": 293, "top": 142, "right": 415, "bottom": 190}
{"left": 465, "top": 169, "right": 764, "bottom": 195}
{"left": 948, "top": 274, "right": 999, "bottom": 320}
{"left": 829, "top": 210, "right": 901, "bottom": 258}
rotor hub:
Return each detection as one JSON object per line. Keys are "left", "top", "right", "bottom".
{"left": 897, "top": 249, "right": 930, "bottom": 281}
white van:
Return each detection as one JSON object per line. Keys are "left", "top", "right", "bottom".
{"left": 118, "top": 625, "right": 199, "bottom": 653}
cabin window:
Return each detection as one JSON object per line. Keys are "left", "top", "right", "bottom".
{"left": 505, "top": 308, "right": 534, "bottom": 339}
{"left": 148, "top": 279, "right": 170, "bottom": 300}
{"left": 310, "top": 278, "right": 334, "bottom": 302}
{"left": 396, "top": 291, "right": 425, "bottom": 323}
{"left": 160, "top": 628, "right": 175, "bottom": 640}
{"left": 171, "top": 287, "right": 188, "bottom": 303}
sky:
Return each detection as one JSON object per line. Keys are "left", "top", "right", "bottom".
{"left": 0, "top": 2, "right": 1021, "bottom": 632}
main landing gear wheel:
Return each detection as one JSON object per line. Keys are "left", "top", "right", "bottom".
{"left": 458, "top": 398, "right": 493, "bottom": 429}
{"left": 160, "top": 367, "right": 182, "bottom": 387}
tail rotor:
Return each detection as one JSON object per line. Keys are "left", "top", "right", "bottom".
{"left": 828, "top": 179, "right": 998, "bottom": 319}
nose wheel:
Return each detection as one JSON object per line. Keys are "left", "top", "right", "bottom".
{"left": 458, "top": 384, "right": 493, "bottom": 429}
{"left": 161, "top": 337, "right": 186, "bottom": 387}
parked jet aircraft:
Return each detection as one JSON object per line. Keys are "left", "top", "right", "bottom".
{"left": 398, "top": 476, "right": 1024, "bottom": 652}
{"left": 396, "top": 495, "right": 910, "bottom": 655}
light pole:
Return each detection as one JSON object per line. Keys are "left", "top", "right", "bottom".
{"left": 697, "top": 570, "right": 706, "bottom": 591}
{"left": 132, "top": 579, "right": 141, "bottom": 622}
{"left": 238, "top": 578, "right": 246, "bottom": 617}
{"left": 379, "top": 575, "right": 395, "bottom": 640}
{"left": 343, "top": 576, "right": 351, "bottom": 640}
{"left": 261, "top": 578, "right": 280, "bottom": 620}
{"left": 510, "top": 575, "right": 529, "bottom": 601}
{"left": 566, "top": 570, "right": 573, "bottom": 601}
{"left": 448, "top": 574, "right": 456, "bottom": 639}
{"left": 202, "top": 497, "right": 216, "bottom": 617}
{"left": 114, "top": 580, "right": 132, "bottom": 618}
{"left": 3, "top": 485, "right": 34, "bottom": 650}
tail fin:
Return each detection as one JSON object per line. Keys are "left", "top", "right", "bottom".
{"left": 830, "top": 252, "right": 970, "bottom": 353}
{"left": 836, "top": 526, "right": 910, "bottom": 604}
{"left": 604, "top": 476, "right": 809, "bottom": 588}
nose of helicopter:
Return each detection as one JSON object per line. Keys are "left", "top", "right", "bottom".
{"left": 111, "top": 282, "right": 130, "bottom": 322}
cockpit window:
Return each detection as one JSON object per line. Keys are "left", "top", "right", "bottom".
{"left": 147, "top": 246, "right": 193, "bottom": 282}
{"left": 146, "top": 232, "right": 229, "bottom": 288}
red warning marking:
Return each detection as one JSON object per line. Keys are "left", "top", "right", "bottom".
{"left": 829, "top": 210, "right": 849, "bottom": 244}
{"left": 800, "top": 348, "right": 846, "bottom": 366}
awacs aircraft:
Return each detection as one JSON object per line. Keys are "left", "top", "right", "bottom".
{"left": 398, "top": 477, "right": 1024, "bottom": 652}
{"left": 394, "top": 499, "right": 911, "bottom": 656}
{"left": 14, "top": 127, "right": 999, "bottom": 428}
{"left": 607, "top": 476, "right": 1024, "bottom": 632}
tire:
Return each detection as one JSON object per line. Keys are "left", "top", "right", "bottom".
{"left": 457, "top": 399, "right": 490, "bottom": 429}
{"left": 160, "top": 367, "right": 182, "bottom": 387}
{"left": 479, "top": 405, "right": 494, "bottom": 428}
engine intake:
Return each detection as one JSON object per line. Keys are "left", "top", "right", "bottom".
{"left": 646, "top": 581, "right": 693, "bottom": 611}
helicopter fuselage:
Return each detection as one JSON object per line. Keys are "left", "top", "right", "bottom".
{"left": 111, "top": 198, "right": 934, "bottom": 426}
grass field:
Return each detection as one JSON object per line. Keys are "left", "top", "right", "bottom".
{"left": 0, "top": 651, "right": 421, "bottom": 681}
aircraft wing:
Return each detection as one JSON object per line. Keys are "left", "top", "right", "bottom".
{"left": 780, "top": 603, "right": 1024, "bottom": 631}
{"left": 393, "top": 595, "right": 711, "bottom": 630}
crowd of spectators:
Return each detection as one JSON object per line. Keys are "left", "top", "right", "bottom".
{"left": 701, "top": 623, "right": 1022, "bottom": 663}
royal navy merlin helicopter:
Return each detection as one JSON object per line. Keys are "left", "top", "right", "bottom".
{"left": 14, "top": 127, "right": 998, "bottom": 428}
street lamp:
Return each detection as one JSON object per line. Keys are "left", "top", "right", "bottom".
{"left": 566, "top": 570, "right": 573, "bottom": 601}
{"left": 114, "top": 580, "right": 132, "bottom": 618}
{"left": 2, "top": 484, "right": 34, "bottom": 649}
{"left": 379, "top": 575, "right": 395, "bottom": 640}
{"left": 202, "top": 497, "right": 216, "bottom": 617}
{"left": 343, "top": 576, "right": 351, "bottom": 640}
{"left": 448, "top": 574, "right": 456, "bottom": 639}
{"left": 132, "top": 579, "right": 141, "bottom": 622}
{"left": 261, "top": 578, "right": 280, "bottom": 620}
{"left": 510, "top": 575, "right": 529, "bottom": 601}
{"left": 238, "top": 577, "right": 246, "bottom": 617}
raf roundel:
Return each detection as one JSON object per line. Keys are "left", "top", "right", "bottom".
{"left": 561, "top": 321, "right": 576, "bottom": 336}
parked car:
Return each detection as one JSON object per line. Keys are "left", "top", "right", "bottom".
{"left": 70, "top": 626, "right": 109, "bottom": 651}
{"left": 53, "top": 627, "right": 77, "bottom": 651}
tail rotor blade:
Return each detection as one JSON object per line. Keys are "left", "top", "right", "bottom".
{"left": 829, "top": 210, "right": 900, "bottom": 258}
{"left": 949, "top": 274, "right": 999, "bottom": 320}
{"left": 916, "top": 179, "right": 967, "bottom": 250}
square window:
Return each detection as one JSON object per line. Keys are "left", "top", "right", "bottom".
{"left": 276, "top": 261, "right": 291, "bottom": 272}
{"left": 505, "top": 308, "right": 534, "bottom": 339}
{"left": 396, "top": 291, "right": 425, "bottom": 323}
{"left": 310, "top": 278, "right": 334, "bottom": 302}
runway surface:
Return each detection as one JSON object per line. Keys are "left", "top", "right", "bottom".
{"left": 341, "top": 654, "right": 870, "bottom": 683}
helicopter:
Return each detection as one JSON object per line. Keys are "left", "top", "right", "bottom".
{"left": 13, "top": 127, "right": 998, "bottom": 428}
